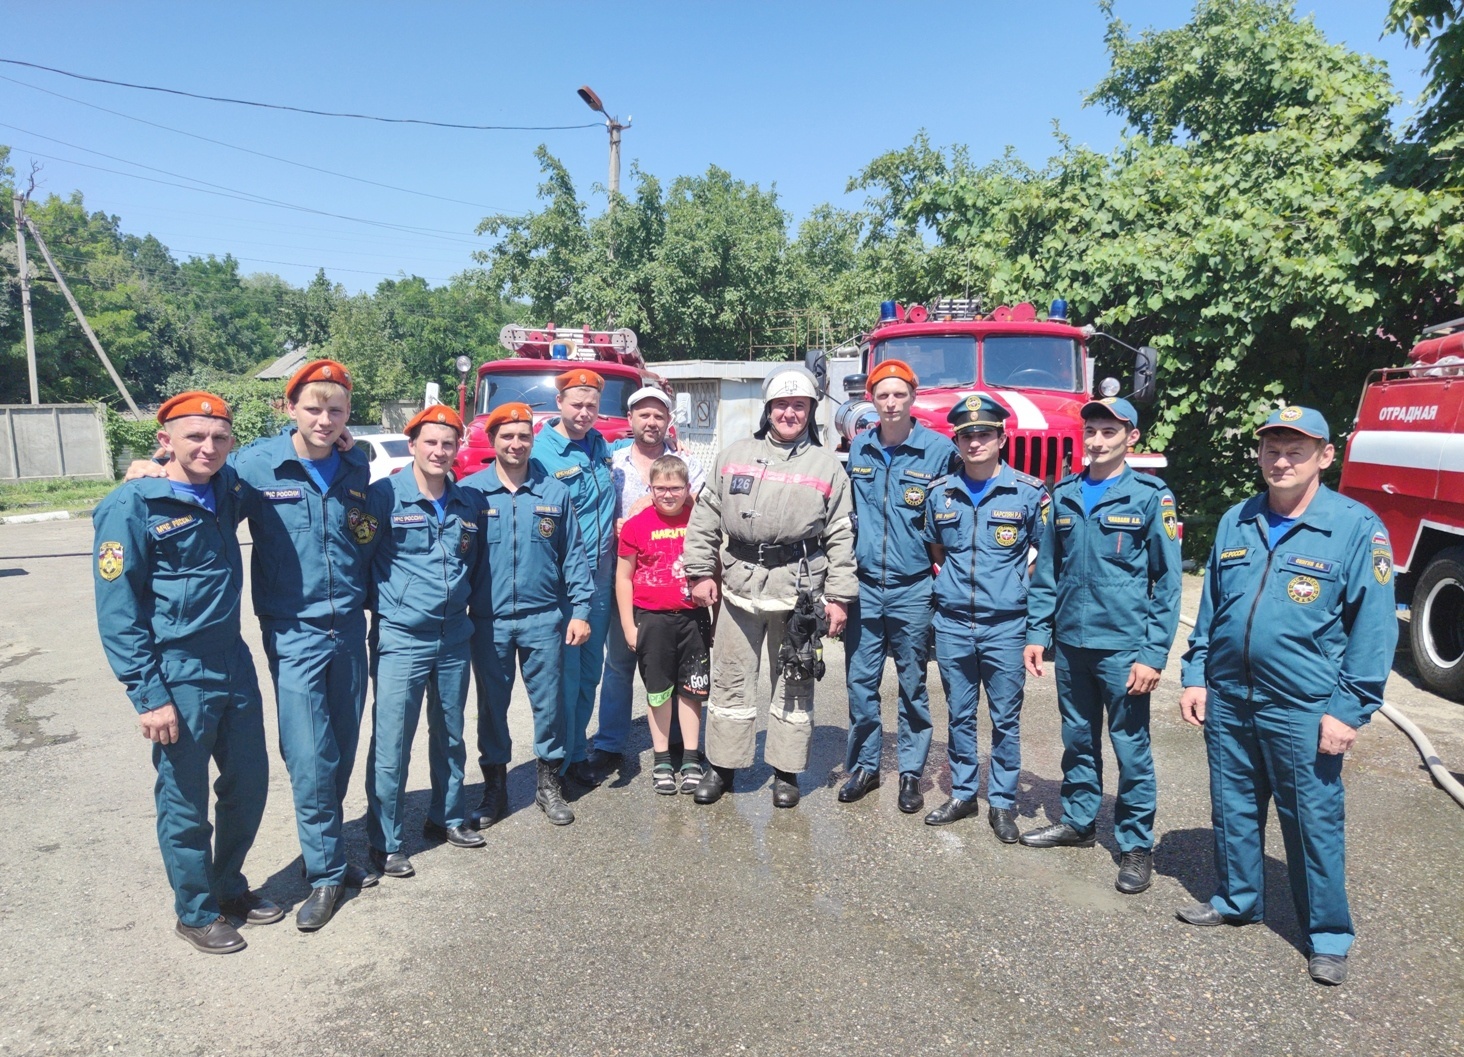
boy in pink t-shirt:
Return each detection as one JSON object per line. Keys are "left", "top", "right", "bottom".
{"left": 616, "top": 456, "right": 711, "bottom": 794}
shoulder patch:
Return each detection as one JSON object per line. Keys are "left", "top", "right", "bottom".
{"left": 1013, "top": 469, "right": 1043, "bottom": 488}
{"left": 97, "top": 540, "right": 124, "bottom": 581}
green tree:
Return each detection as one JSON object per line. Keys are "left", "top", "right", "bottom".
{"left": 852, "top": 0, "right": 1463, "bottom": 552}
{"left": 1387, "top": 0, "right": 1464, "bottom": 152}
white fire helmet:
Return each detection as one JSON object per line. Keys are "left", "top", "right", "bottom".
{"left": 762, "top": 364, "right": 819, "bottom": 404}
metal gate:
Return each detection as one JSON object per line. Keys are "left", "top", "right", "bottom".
{"left": 678, "top": 381, "right": 720, "bottom": 470}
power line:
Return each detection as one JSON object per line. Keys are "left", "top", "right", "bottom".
{"left": 6, "top": 140, "right": 487, "bottom": 245}
{"left": 0, "top": 58, "right": 605, "bottom": 131}
{"left": 0, "top": 73, "right": 518, "bottom": 212}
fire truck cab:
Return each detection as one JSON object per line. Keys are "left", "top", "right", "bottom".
{"left": 452, "top": 323, "right": 672, "bottom": 480}
{"left": 829, "top": 297, "right": 1163, "bottom": 481}
{"left": 1340, "top": 316, "right": 1464, "bottom": 700}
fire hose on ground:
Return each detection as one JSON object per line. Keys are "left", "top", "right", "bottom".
{"left": 1175, "top": 613, "right": 1464, "bottom": 810}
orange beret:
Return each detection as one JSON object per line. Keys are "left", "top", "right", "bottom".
{"left": 866, "top": 359, "right": 918, "bottom": 394}
{"left": 483, "top": 402, "right": 534, "bottom": 435}
{"left": 555, "top": 368, "right": 604, "bottom": 393}
{"left": 404, "top": 404, "right": 464, "bottom": 438}
{"left": 286, "top": 358, "right": 353, "bottom": 400}
{"left": 157, "top": 390, "right": 231, "bottom": 424}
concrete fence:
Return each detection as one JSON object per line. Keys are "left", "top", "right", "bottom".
{"left": 0, "top": 403, "right": 113, "bottom": 481}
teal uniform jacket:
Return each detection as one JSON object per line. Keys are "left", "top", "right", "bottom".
{"left": 847, "top": 422, "right": 958, "bottom": 585}
{"left": 1026, "top": 466, "right": 1182, "bottom": 671}
{"left": 93, "top": 466, "right": 249, "bottom": 711}
{"left": 366, "top": 471, "right": 479, "bottom": 643}
{"left": 232, "top": 430, "right": 375, "bottom": 622}
{"left": 532, "top": 422, "right": 615, "bottom": 575}
{"left": 1181, "top": 486, "right": 1397, "bottom": 728}
{"left": 923, "top": 464, "right": 1050, "bottom": 621}
{"left": 459, "top": 466, "right": 595, "bottom": 622}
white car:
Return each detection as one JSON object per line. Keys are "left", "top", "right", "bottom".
{"left": 358, "top": 432, "right": 412, "bottom": 482}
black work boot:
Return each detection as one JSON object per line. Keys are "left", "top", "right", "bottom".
{"left": 535, "top": 759, "right": 575, "bottom": 826}
{"left": 771, "top": 769, "right": 801, "bottom": 808}
{"left": 694, "top": 765, "right": 736, "bottom": 804}
{"left": 472, "top": 763, "right": 508, "bottom": 829}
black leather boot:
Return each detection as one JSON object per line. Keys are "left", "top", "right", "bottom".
{"left": 535, "top": 759, "right": 574, "bottom": 825}
{"left": 693, "top": 765, "right": 736, "bottom": 804}
{"left": 771, "top": 769, "right": 801, "bottom": 808}
{"left": 472, "top": 763, "right": 508, "bottom": 829}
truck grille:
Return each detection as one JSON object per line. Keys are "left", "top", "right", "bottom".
{"left": 1006, "top": 433, "right": 1076, "bottom": 482}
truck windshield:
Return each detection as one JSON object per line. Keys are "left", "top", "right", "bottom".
{"left": 873, "top": 336, "right": 977, "bottom": 387}
{"left": 981, "top": 336, "right": 1081, "bottom": 391}
{"left": 475, "top": 369, "right": 640, "bottom": 418}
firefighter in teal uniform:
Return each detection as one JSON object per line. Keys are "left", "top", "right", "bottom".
{"left": 530, "top": 368, "right": 618, "bottom": 788}
{"left": 839, "top": 359, "right": 958, "bottom": 814}
{"left": 231, "top": 359, "right": 380, "bottom": 930}
{"left": 364, "top": 404, "right": 483, "bottom": 879}
{"left": 460, "top": 402, "right": 595, "bottom": 827}
{"left": 94, "top": 391, "right": 278, "bottom": 955}
{"left": 921, "top": 394, "right": 1048, "bottom": 840}
{"left": 1178, "top": 406, "right": 1397, "bottom": 987}
{"left": 1021, "top": 397, "right": 1182, "bottom": 897}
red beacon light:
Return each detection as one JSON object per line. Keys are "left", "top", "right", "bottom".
{"left": 497, "top": 323, "right": 644, "bottom": 367}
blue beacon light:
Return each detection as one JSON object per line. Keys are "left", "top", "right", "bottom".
{"left": 1049, "top": 299, "right": 1069, "bottom": 323}
{"left": 550, "top": 343, "right": 569, "bottom": 360}
{"left": 878, "top": 300, "right": 899, "bottom": 324}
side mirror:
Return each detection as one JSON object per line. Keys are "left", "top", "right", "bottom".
{"left": 1132, "top": 346, "right": 1158, "bottom": 405}
{"left": 805, "top": 348, "right": 829, "bottom": 398}
{"left": 843, "top": 373, "right": 867, "bottom": 397}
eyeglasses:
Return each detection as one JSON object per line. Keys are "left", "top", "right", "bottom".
{"left": 651, "top": 485, "right": 687, "bottom": 495}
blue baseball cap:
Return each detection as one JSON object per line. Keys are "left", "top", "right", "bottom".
{"left": 1080, "top": 396, "right": 1140, "bottom": 428}
{"left": 1256, "top": 405, "right": 1330, "bottom": 442}
{"left": 947, "top": 393, "right": 1009, "bottom": 434}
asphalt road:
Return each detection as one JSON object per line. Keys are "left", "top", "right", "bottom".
{"left": 1, "top": 516, "right": 1461, "bottom": 1057}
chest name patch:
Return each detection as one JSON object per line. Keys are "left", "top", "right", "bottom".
{"left": 849, "top": 464, "right": 874, "bottom": 476}
{"left": 152, "top": 515, "right": 199, "bottom": 539}
{"left": 533, "top": 505, "right": 562, "bottom": 516}
{"left": 554, "top": 466, "right": 581, "bottom": 480}
{"left": 933, "top": 510, "right": 960, "bottom": 523}
{"left": 902, "top": 469, "right": 932, "bottom": 481}
{"left": 989, "top": 510, "right": 1023, "bottom": 522}
{"left": 392, "top": 513, "right": 427, "bottom": 527}
{"left": 348, "top": 488, "right": 367, "bottom": 501}
{"left": 263, "top": 488, "right": 303, "bottom": 501}
{"left": 1103, "top": 514, "right": 1143, "bottom": 528}
{"left": 1055, "top": 516, "right": 1074, "bottom": 528}
{"left": 1284, "top": 554, "right": 1334, "bottom": 576}
{"left": 1219, "top": 548, "right": 1249, "bottom": 563}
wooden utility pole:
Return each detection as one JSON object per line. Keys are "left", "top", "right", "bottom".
{"left": 24, "top": 216, "right": 142, "bottom": 418}
{"left": 12, "top": 194, "right": 39, "bottom": 404}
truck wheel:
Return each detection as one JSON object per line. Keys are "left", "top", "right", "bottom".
{"left": 1410, "top": 546, "right": 1464, "bottom": 702}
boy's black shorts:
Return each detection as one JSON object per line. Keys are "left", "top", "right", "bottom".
{"left": 634, "top": 607, "right": 712, "bottom": 707}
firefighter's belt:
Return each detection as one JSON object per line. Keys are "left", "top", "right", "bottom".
{"left": 726, "top": 538, "right": 823, "bottom": 568}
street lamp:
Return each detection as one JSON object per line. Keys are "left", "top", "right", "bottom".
{"left": 577, "top": 85, "right": 630, "bottom": 197}
{"left": 455, "top": 354, "right": 472, "bottom": 420}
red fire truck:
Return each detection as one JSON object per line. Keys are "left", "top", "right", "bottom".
{"left": 1339, "top": 316, "right": 1464, "bottom": 700}
{"left": 451, "top": 323, "right": 671, "bottom": 480}
{"left": 828, "top": 297, "right": 1163, "bottom": 480}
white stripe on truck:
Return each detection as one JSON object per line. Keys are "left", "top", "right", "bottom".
{"left": 1349, "top": 430, "right": 1464, "bottom": 473}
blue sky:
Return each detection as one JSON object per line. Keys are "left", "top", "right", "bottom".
{"left": 0, "top": 1, "right": 1431, "bottom": 293}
